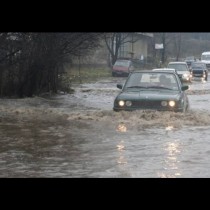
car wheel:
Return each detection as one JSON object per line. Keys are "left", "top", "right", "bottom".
{"left": 180, "top": 103, "right": 189, "bottom": 114}
{"left": 113, "top": 108, "right": 119, "bottom": 112}
{"left": 185, "top": 101, "right": 190, "bottom": 113}
{"left": 182, "top": 107, "right": 186, "bottom": 114}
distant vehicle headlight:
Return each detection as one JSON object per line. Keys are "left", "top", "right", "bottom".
{"left": 182, "top": 73, "right": 189, "bottom": 78}
{"left": 125, "top": 101, "right": 132, "bottom": 106}
{"left": 161, "top": 101, "right": 167, "bottom": 106}
{"left": 118, "top": 100, "right": 125, "bottom": 106}
{"left": 169, "top": 101, "right": 176, "bottom": 107}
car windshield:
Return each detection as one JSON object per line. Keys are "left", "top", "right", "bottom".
{"left": 186, "top": 56, "right": 194, "bottom": 61}
{"left": 124, "top": 72, "right": 179, "bottom": 91}
{"left": 153, "top": 69, "right": 176, "bottom": 73}
{"left": 168, "top": 64, "right": 188, "bottom": 71}
{"left": 191, "top": 63, "right": 205, "bottom": 69}
{"left": 114, "top": 60, "right": 130, "bottom": 67}
{"left": 201, "top": 54, "right": 210, "bottom": 60}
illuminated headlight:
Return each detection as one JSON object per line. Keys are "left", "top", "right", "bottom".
{"left": 161, "top": 101, "right": 167, "bottom": 106}
{"left": 169, "top": 101, "right": 175, "bottom": 107}
{"left": 182, "top": 73, "right": 189, "bottom": 78}
{"left": 125, "top": 101, "right": 132, "bottom": 106}
{"left": 118, "top": 100, "right": 125, "bottom": 107}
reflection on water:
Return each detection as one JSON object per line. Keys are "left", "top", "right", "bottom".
{"left": 116, "top": 123, "right": 127, "bottom": 132}
{"left": 187, "top": 79, "right": 209, "bottom": 95}
{"left": 159, "top": 140, "right": 181, "bottom": 178}
{"left": 116, "top": 123, "right": 127, "bottom": 165}
{"left": 116, "top": 140, "right": 127, "bottom": 165}
{"left": 165, "top": 126, "right": 174, "bottom": 131}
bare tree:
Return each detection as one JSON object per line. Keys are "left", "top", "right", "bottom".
{"left": 0, "top": 32, "right": 102, "bottom": 97}
{"left": 154, "top": 33, "right": 175, "bottom": 64}
{"left": 173, "top": 33, "right": 182, "bottom": 61}
{"left": 104, "top": 33, "right": 139, "bottom": 66}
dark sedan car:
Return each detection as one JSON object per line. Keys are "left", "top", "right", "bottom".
{"left": 185, "top": 56, "right": 196, "bottom": 67}
{"left": 190, "top": 61, "right": 208, "bottom": 81}
{"left": 113, "top": 70, "right": 189, "bottom": 112}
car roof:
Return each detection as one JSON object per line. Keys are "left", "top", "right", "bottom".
{"left": 168, "top": 62, "right": 187, "bottom": 64}
{"left": 192, "top": 61, "right": 206, "bottom": 64}
{"left": 152, "top": 68, "right": 176, "bottom": 71}
{"left": 115, "top": 59, "right": 131, "bottom": 62}
{"left": 131, "top": 70, "right": 177, "bottom": 75}
{"left": 202, "top": 52, "right": 210, "bottom": 55}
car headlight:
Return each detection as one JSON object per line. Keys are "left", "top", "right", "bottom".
{"left": 125, "top": 101, "right": 132, "bottom": 106}
{"left": 161, "top": 101, "right": 167, "bottom": 106}
{"left": 118, "top": 100, "right": 125, "bottom": 106}
{"left": 169, "top": 101, "right": 175, "bottom": 107}
{"left": 182, "top": 73, "right": 189, "bottom": 78}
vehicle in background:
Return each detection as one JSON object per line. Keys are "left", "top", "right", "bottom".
{"left": 190, "top": 61, "right": 208, "bottom": 81}
{"left": 167, "top": 62, "right": 192, "bottom": 83}
{"left": 112, "top": 59, "right": 134, "bottom": 77}
{"left": 201, "top": 52, "right": 210, "bottom": 70}
{"left": 185, "top": 56, "right": 196, "bottom": 67}
{"left": 152, "top": 68, "right": 178, "bottom": 74}
{"left": 113, "top": 70, "right": 189, "bottom": 113}
{"left": 153, "top": 68, "right": 181, "bottom": 82}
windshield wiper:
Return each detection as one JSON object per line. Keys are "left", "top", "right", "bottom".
{"left": 147, "top": 86, "right": 173, "bottom": 90}
{"left": 126, "top": 86, "right": 147, "bottom": 88}
{"left": 126, "top": 85, "right": 174, "bottom": 90}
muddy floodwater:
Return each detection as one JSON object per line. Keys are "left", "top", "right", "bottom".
{"left": 1, "top": 76, "right": 210, "bottom": 177}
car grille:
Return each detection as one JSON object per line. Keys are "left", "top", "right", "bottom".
{"left": 132, "top": 101, "right": 161, "bottom": 107}
{"left": 131, "top": 101, "right": 178, "bottom": 110}
{"left": 192, "top": 70, "right": 203, "bottom": 75}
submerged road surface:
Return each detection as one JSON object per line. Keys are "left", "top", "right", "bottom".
{"left": 0, "top": 76, "right": 210, "bottom": 177}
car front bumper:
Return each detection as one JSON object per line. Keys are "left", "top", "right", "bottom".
{"left": 113, "top": 106, "right": 185, "bottom": 112}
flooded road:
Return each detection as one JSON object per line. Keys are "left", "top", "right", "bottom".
{"left": 1, "top": 76, "right": 210, "bottom": 177}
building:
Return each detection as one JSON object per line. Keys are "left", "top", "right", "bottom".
{"left": 117, "top": 33, "right": 153, "bottom": 60}
{"left": 77, "top": 33, "right": 153, "bottom": 67}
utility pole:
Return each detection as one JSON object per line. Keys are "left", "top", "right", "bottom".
{"left": 79, "top": 48, "right": 82, "bottom": 84}
{"left": 131, "top": 33, "right": 134, "bottom": 59}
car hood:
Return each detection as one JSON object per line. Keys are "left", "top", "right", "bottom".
{"left": 116, "top": 90, "right": 180, "bottom": 101}
{"left": 176, "top": 70, "right": 190, "bottom": 75}
{"left": 192, "top": 68, "right": 204, "bottom": 71}
{"left": 113, "top": 66, "right": 129, "bottom": 71}
{"left": 201, "top": 60, "right": 210, "bottom": 64}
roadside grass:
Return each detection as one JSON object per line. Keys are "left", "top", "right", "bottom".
{"left": 66, "top": 66, "right": 112, "bottom": 84}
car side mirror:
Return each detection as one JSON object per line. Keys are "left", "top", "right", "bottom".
{"left": 182, "top": 85, "right": 189, "bottom": 91}
{"left": 117, "top": 84, "right": 123, "bottom": 89}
